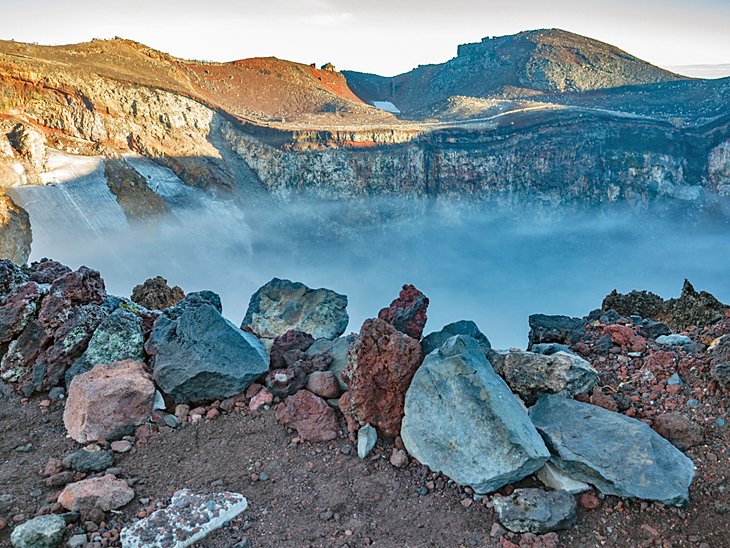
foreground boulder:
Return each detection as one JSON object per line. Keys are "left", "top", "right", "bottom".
{"left": 343, "top": 318, "right": 423, "bottom": 438}
{"left": 529, "top": 395, "right": 695, "bottom": 505}
{"left": 58, "top": 474, "right": 134, "bottom": 512}
{"left": 401, "top": 336, "right": 550, "bottom": 494}
{"left": 378, "top": 284, "right": 429, "bottom": 339}
{"left": 420, "top": 320, "right": 491, "bottom": 357}
{"left": 120, "top": 490, "right": 248, "bottom": 548}
{"left": 146, "top": 292, "right": 268, "bottom": 403}
{"left": 63, "top": 360, "right": 155, "bottom": 443}
{"left": 493, "top": 488, "right": 577, "bottom": 533}
{"left": 10, "top": 514, "right": 66, "bottom": 548}
{"left": 130, "top": 276, "right": 184, "bottom": 310}
{"left": 528, "top": 314, "right": 585, "bottom": 348}
{"left": 491, "top": 350, "right": 598, "bottom": 405}
{"left": 242, "top": 278, "right": 348, "bottom": 344}
{"left": 652, "top": 412, "right": 704, "bottom": 450}
{"left": 275, "top": 389, "right": 339, "bottom": 442}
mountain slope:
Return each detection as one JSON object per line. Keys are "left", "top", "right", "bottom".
{"left": 344, "top": 29, "right": 686, "bottom": 114}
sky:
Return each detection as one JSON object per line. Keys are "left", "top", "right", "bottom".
{"left": 1, "top": 0, "right": 729, "bottom": 76}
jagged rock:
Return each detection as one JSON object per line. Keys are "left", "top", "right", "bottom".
{"left": 275, "top": 389, "right": 339, "bottom": 442}
{"left": 37, "top": 267, "right": 106, "bottom": 330}
{"left": 343, "top": 318, "right": 423, "bottom": 438}
{"left": 378, "top": 284, "right": 429, "bottom": 339}
{"left": 130, "top": 276, "right": 184, "bottom": 310}
{"left": 401, "top": 336, "right": 550, "bottom": 494}
{"left": 656, "top": 280, "right": 728, "bottom": 332}
{"left": 10, "top": 514, "right": 66, "bottom": 548}
{"left": 0, "top": 191, "right": 32, "bottom": 265}
{"left": 306, "top": 370, "right": 340, "bottom": 399}
{"left": 420, "top": 320, "right": 491, "bottom": 357}
{"left": 636, "top": 319, "right": 672, "bottom": 339}
{"left": 492, "top": 350, "right": 598, "bottom": 405}
{"left": 63, "top": 360, "right": 155, "bottom": 443}
{"left": 28, "top": 260, "right": 72, "bottom": 285}
{"left": 493, "top": 488, "right": 577, "bottom": 533}
{"left": 58, "top": 474, "right": 134, "bottom": 512}
{"left": 307, "top": 334, "right": 357, "bottom": 390}
{"left": 242, "top": 278, "right": 348, "bottom": 343}
{"left": 602, "top": 325, "right": 647, "bottom": 352}
{"left": 120, "top": 490, "right": 248, "bottom": 548}
{"left": 0, "top": 259, "right": 28, "bottom": 299}
{"left": 265, "top": 367, "right": 307, "bottom": 399}
{"left": 65, "top": 308, "right": 144, "bottom": 386}
{"left": 357, "top": 424, "right": 378, "bottom": 459}
{"left": 602, "top": 289, "right": 665, "bottom": 319}
{"left": 0, "top": 282, "right": 46, "bottom": 345}
{"left": 269, "top": 330, "right": 314, "bottom": 369}
{"left": 62, "top": 447, "right": 114, "bottom": 473}
{"left": 653, "top": 412, "right": 704, "bottom": 450}
{"left": 146, "top": 292, "right": 268, "bottom": 403}
{"left": 529, "top": 395, "right": 695, "bottom": 505}
{"left": 528, "top": 314, "right": 585, "bottom": 348}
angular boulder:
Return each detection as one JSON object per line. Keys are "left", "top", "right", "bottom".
{"left": 420, "top": 320, "right": 491, "bottom": 357}
{"left": 0, "top": 259, "right": 28, "bottom": 300}
{"left": 37, "top": 266, "right": 106, "bottom": 330}
{"left": 401, "top": 336, "right": 550, "bottom": 494}
{"left": 378, "top": 284, "right": 429, "bottom": 339}
{"left": 28, "top": 260, "right": 72, "bottom": 285}
{"left": 63, "top": 360, "right": 155, "bottom": 443}
{"left": 58, "top": 474, "right": 134, "bottom": 512}
{"left": 146, "top": 292, "right": 268, "bottom": 403}
{"left": 130, "top": 276, "right": 185, "bottom": 310}
{"left": 241, "top": 278, "right": 348, "bottom": 343}
{"left": 493, "top": 488, "right": 577, "bottom": 534}
{"left": 343, "top": 318, "right": 423, "bottom": 438}
{"left": 528, "top": 314, "right": 585, "bottom": 348}
{"left": 65, "top": 308, "right": 144, "bottom": 386}
{"left": 269, "top": 329, "right": 315, "bottom": 369}
{"left": 529, "top": 395, "right": 695, "bottom": 505}
{"left": 10, "top": 514, "right": 66, "bottom": 548}
{"left": 492, "top": 350, "right": 599, "bottom": 405}
{"left": 0, "top": 282, "right": 46, "bottom": 345}
{"left": 275, "top": 389, "right": 339, "bottom": 442}
{"left": 307, "top": 333, "right": 357, "bottom": 390}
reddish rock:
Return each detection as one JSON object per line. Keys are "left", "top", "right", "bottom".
{"left": 130, "top": 276, "right": 184, "bottom": 310}
{"left": 249, "top": 389, "right": 273, "bottom": 411}
{"left": 644, "top": 351, "right": 677, "bottom": 373}
{"left": 589, "top": 387, "right": 619, "bottom": 412}
{"left": 343, "top": 318, "right": 424, "bottom": 438}
{"left": 110, "top": 440, "right": 132, "bottom": 453}
{"left": 338, "top": 391, "right": 360, "bottom": 433}
{"left": 653, "top": 412, "right": 704, "bottom": 450}
{"left": 269, "top": 329, "right": 315, "bottom": 369}
{"left": 306, "top": 371, "right": 340, "bottom": 399}
{"left": 265, "top": 367, "right": 307, "bottom": 399}
{"left": 63, "top": 360, "right": 155, "bottom": 443}
{"left": 390, "top": 449, "right": 409, "bottom": 468}
{"left": 37, "top": 267, "right": 106, "bottom": 330}
{"left": 41, "top": 457, "right": 64, "bottom": 477}
{"left": 275, "top": 389, "right": 339, "bottom": 442}
{"left": 602, "top": 325, "right": 647, "bottom": 353}
{"left": 29, "top": 260, "right": 72, "bottom": 284}
{"left": 58, "top": 474, "right": 134, "bottom": 512}
{"left": 378, "top": 284, "right": 429, "bottom": 340}
{"left": 579, "top": 492, "right": 601, "bottom": 510}
{"left": 45, "top": 471, "right": 76, "bottom": 488}
{"left": 0, "top": 282, "right": 45, "bottom": 344}
{"left": 245, "top": 383, "right": 263, "bottom": 399}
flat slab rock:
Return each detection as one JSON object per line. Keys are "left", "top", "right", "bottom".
{"left": 120, "top": 490, "right": 247, "bottom": 548}
{"left": 529, "top": 395, "right": 695, "bottom": 506}
{"left": 493, "top": 488, "right": 577, "bottom": 534}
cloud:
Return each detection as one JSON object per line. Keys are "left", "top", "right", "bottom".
{"left": 301, "top": 12, "right": 354, "bottom": 26}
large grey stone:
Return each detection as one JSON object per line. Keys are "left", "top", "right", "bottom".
{"left": 492, "top": 350, "right": 598, "bottom": 405}
{"left": 146, "top": 292, "right": 268, "bottom": 403}
{"left": 65, "top": 309, "right": 144, "bottom": 386}
{"left": 420, "top": 320, "right": 491, "bottom": 357}
{"left": 307, "top": 334, "right": 357, "bottom": 390}
{"left": 242, "top": 278, "right": 348, "bottom": 343}
{"left": 493, "top": 488, "right": 577, "bottom": 533}
{"left": 529, "top": 395, "right": 695, "bottom": 506}
{"left": 10, "top": 514, "right": 66, "bottom": 548}
{"left": 528, "top": 314, "right": 585, "bottom": 348}
{"left": 401, "top": 336, "right": 549, "bottom": 494}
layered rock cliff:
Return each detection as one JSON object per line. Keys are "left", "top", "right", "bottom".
{"left": 0, "top": 188, "right": 31, "bottom": 263}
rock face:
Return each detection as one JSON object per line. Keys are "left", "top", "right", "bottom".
{"left": 343, "top": 318, "right": 424, "bottom": 438}
{"left": 492, "top": 350, "right": 599, "bottom": 405}
{"left": 421, "top": 320, "right": 491, "bottom": 357}
{"left": 130, "top": 276, "right": 184, "bottom": 310}
{"left": 63, "top": 360, "right": 155, "bottom": 443}
{"left": 493, "top": 488, "right": 577, "bottom": 534}
{"left": 65, "top": 308, "right": 145, "bottom": 386}
{"left": 528, "top": 314, "right": 585, "bottom": 348}
{"left": 0, "top": 191, "right": 32, "bottom": 265}
{"left": 275, "top": 389, "right": 339, "bottom": 442}
{"left": 401, "top": 336, "right": 550, "bottom": 494}
{"left": 529, "top": 395, "right": 695, "bottom": 505}
{"left": 120, "top": 490, "right": 248, "bottom": 548}
{"left": 10, "top": 514, "right": 66, "bottom": 548}
{"left": 58, "top": 474, "right": 134, "bottom": 512}
{"left": 377, "top": 284, "right": 429, "bottom": 339}
{"left": 146, "top": 292, "right": 268, "bottom": 403}
{"left": 242, "top": 278, "right": 349, "bottom": 343}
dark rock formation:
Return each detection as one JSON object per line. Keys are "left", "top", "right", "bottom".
{"left": 131, "top": 276, "right": 185, "bottom": 311}
{"left": 269, "top": 330, "right": 315, "bottom": 370}
{"left": 378, "top": 284, "right": 429, "bottom": 340}
{"left": 0, "top": 190, "right": 32, "bottom": 265}
{"left": 528, "top": 314, "right": 586, "bottom": 348}
{"left": 421, "top": 320, "right": 491, "bottom": 357}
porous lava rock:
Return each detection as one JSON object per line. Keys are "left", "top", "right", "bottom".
{"left": 275, "top": 389, "right": 339, "bottom": 442}
{"left": 131, "top": 276, "right": 185, "bottom": 310}
{"left": 269, "top": 329, "right": 315, "bottom": 369}
{"left": 652, "top": 412, "right": 704, "bottom": 450}
{"left": 378, "top": 284, "right": 429, "bottom": 339}
{"left": 493, "top": 488, "right": 577, "bottom": 533}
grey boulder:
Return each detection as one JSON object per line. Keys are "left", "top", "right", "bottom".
{"left": 529, "top": 395, "right": 695, "bottom": 506}
{"left": 401, "top": 336, "right": 549, "bottom": 494}
{"left": 242, "top": 278, "right": 348, "bottom": 343}
{"left": 491, "top": 350, "right": 598, "bottom": 405}
{"left": 146, "top": 292, "right": 268, "bottom": 403}
{"left": 307, "top": 334, "right": 357, "bottom": 390}
{"left": 420, "top": 320, "right": 491, "bottom": 357}
{"left": 528, "top": 314, "right": 585, "bottom": 348}
{"left": 10, "top": 514, "right": 66, "bottom": 548}
{"left": 493, "top": 488, "right": 577, "bottom": 533}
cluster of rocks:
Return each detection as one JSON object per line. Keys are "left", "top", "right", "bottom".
{"left": 0, "top": 259, "right": 727, "bottom": 547}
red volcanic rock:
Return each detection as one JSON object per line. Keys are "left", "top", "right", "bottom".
{"left": 249, "top": 389, "right": 273, "bottom": 411}
{"left": 306, "top": 370, "right": 341, "bottom": 399}
{"left": 653, "top": 412, "right": 703, "bottom": 450}
{"left": 378, "top": 284, "right": 429, "bottom": 340}
{"left": 589, "top": 387, "right": 618, "bottom": 412}
{"left": 343, "top": 318, "right": 424, "bottom": 438}
{"left": 0, "top": 282, "right": 45, "bottom": 344}
{"left": 37, "top": 267, "right": 106, "bottom": 330}
{"left": 338, "top": 391, "right": 360, "bottom": 433}
{"left": 63, "top": 360, "right": 155, "bottom": 443}
{"left": 265, "top": 367, "right": 307, "bottom": 399}
{"left": 579, "top": 492, "right": 601, "bottom": 510}
{"left": 29, "top": 260, "right": 72, "bottom": 285}
{"left": 58, "top": 474, "right": 134, "bottom": 512}
{"left": 275, "top": 389, "right": 339, "bottom": 442}
{"left": 602, "top": 325, "right": 647, "bottom": 353}
{"left": 644, "top": 351, "right": 677, "bottom": 373}
{"left": 269, "top": 330, "right": 315, "bottom": 370}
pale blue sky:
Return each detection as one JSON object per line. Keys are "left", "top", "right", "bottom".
{"left": 1, "top": 0, "right": 728, "bottom": 75}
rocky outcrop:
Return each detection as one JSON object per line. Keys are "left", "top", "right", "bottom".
{"left": 377, "top": 284, "right": 429, "bottom": 339}
{"left": 401, "top": 336, "right": 550, "bottom": 494}
{"left": 131, "top": 276, "right": 184, "bottom": 311}
{"left": 421, "top": 320, "right": 491, "bottom": 357}
{"left": 0, "top": 190, "right": 32, "bottom": 265}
